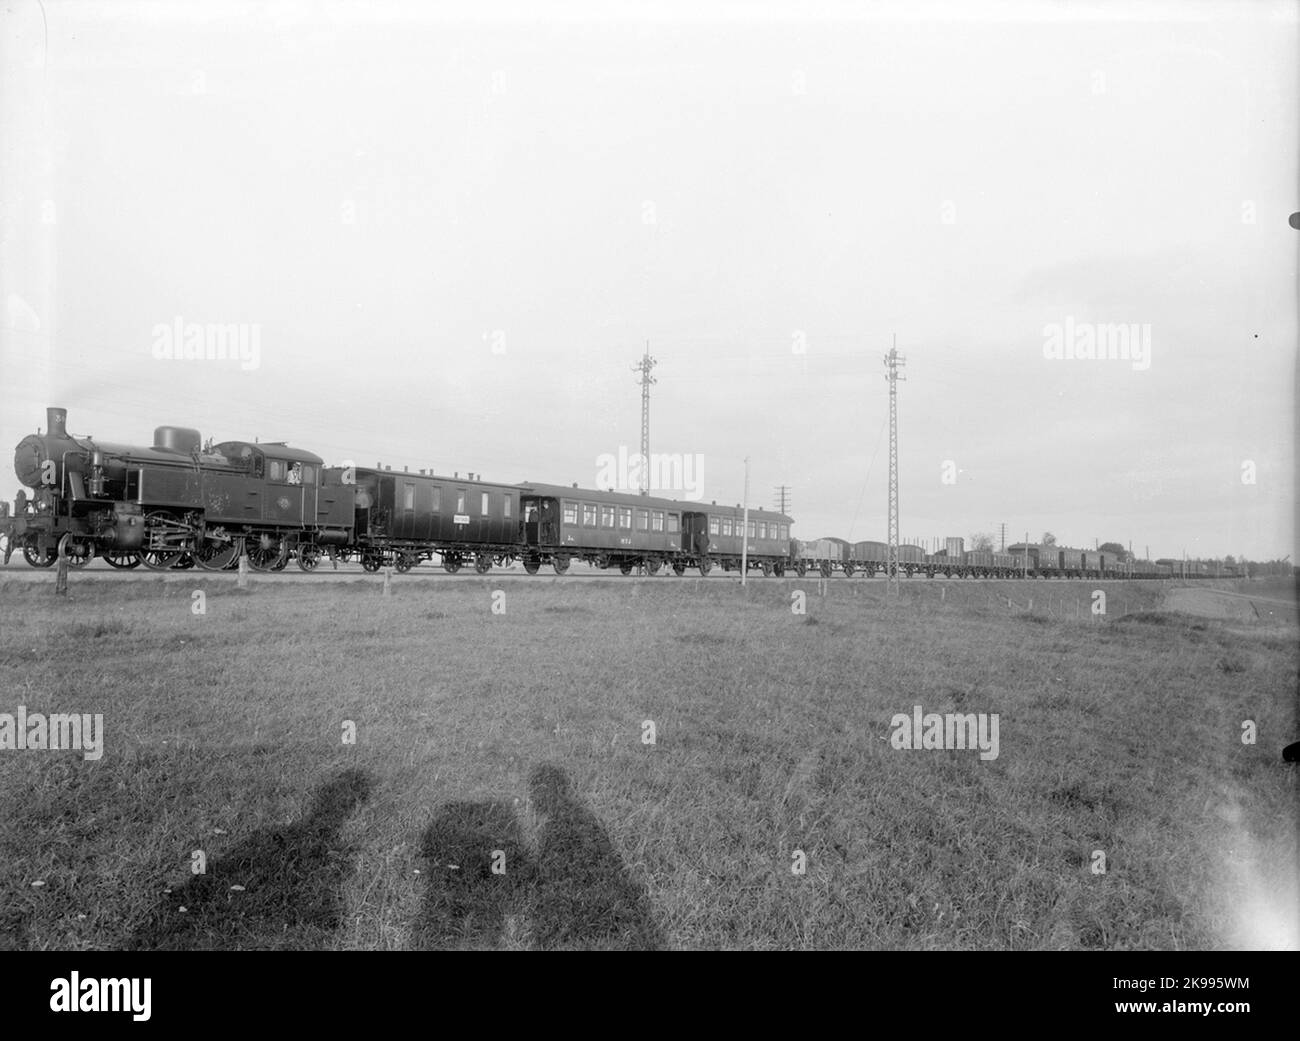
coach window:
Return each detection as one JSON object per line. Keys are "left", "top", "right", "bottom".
{"left": 456, "top": 491, "right": 466, "bottom": 514}
{"left": 636, "top": 509, "right": 648, "bottom": 531}
{"left": 563, "top": 502, "right": 577, "bottom": 524}
{"left": 758, "top": 521, "right": 767, "bottom": 539}
{"left": 618, "top": 507, "right": 632, "bottom": 529}
{"left": 721, "top": 518, "right": 732, "bottom": 537}
{"left": 504, "top": 497, "right": 512, "bottom": 519}
{"left": 667, "top": 514, "right": 679, "bottom": 533}
{"left": 269, "top": 460, "right": 286, "bottom": 482}
{"left": 747, "top": 521, "right": 756, "bottom": 538}
{"left": 709, "top": 517, "right": 719, "bottom": 536}
{"left": 481, "top": 492, "right": 490, "bottom": 515}
{"left": 403, "top": 483, "right": 415, "bottom": 511}
{"left": 582, "top": 503, "right": 596, "bottom": 527}
{"left": 652, "top": 510, "right": 664, "bottom": 532}
{"left": 431, "top": 487, "right": 441, "bottom": 512}
{"left": 600, "top": 505, "right": 615, "bottom": 528}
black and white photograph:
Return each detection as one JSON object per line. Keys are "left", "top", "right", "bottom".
{"left": 0, "top": 0, "right": 1296, "bottom": 993}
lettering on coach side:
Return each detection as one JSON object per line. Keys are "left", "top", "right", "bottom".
{"left": 50, "top": 972, "right": 151, "bottom": 1021}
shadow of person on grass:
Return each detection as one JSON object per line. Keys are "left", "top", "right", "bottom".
{"left": 527, "top": 763, "right": 664, "bottom": 951}
{"left": 414, "top": 800, "right": 533, "bottom": 950}
{"left": 127, "top": 768, "right": 374, "bottom": 951}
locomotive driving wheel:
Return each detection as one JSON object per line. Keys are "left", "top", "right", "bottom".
{"left": 195, "top": 539, "right": 239, "bottom": 571}
{"left": 103, "top": 551, "right": 141, "bottom": 569}
{"left": 248, "top": 542, "right": 287, "bottom": 572}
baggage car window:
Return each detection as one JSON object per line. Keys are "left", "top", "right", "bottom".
{"left": 668, "top": 514, "right": 679, "bottom": 533}
{"left": 431, "top": 487, "right": 441, "bottom": 511}
{"left": 636, "top": 509, "right": 648, "bottom": 531}
{"left": 582, "top": 503, "right": 596, "bottom": 527}
{"left": 709, "top": 517, "right": 719, "bottom": 535}
{"left": 600, "top": 505, "right": 614, "bottom": 528}
{"left": 504, "top": 497, "right": 511, "bottom": 519}
{"left": 457, "top": 491, "right": 466, "bottom": 513}
{"left": 618, "top": 507, "right": 632, "bottom": 529}
{"left": 652, "top": 510, "right": 664, "bottom": 531}
{"left": 481, "top": 492, "right": 490, "bottom": 515}
{"left": 403, "top": 483, "right": 415, "bottom": 510}
{"left": 563, "top": 502, "right": 577, "bottom": 524}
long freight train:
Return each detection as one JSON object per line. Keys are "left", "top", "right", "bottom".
{"left": 0, "top": 407, "right": 1214, "bottom": 580}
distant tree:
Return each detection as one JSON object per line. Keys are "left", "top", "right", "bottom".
{"left": 1041, "top": 532, "right": 1056, "bottom": 546}
{"left": 969, "top": 532, "right": 995, "bottom": 552}
{"left": 1224, "top": 554, "right": 1236, "bottom": 565}
{"left": 1099, "top": 541, "right": 1132, "bottom": 563}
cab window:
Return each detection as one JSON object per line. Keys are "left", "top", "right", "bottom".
{"left": 269, "top": 460, "right": 286, "bottom": 482}
{"left": 301, "top": 465, "right": 316, "bottom": 485}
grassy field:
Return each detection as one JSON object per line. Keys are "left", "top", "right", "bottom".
{"left": 0, "top": 573, "right": 1295, "bottom": 950}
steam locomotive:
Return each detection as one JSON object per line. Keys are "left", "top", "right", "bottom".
{"left": 0, "top": 407, "right": 1192, "bottom": 579}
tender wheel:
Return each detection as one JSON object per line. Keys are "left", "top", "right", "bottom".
{"left": 672, "top": 562, "right": 686, "bottom": 576}
{"left": 699, "top": 559, "right": 712, "bottom": 576}
{"left": 394, "top": 553, "right": 414, "bottom": 574}
{"left": 552, "top": 555, "right": 570, "bottom": 575}
{"left": 361, "top": 552, "right": 383, "bottom": 573}
{"left": 647, "top": 559, "right": 662, "bottom": 575}
{"left": 103, "top": 551, "right": 141, "bottom": 570}
{"left": 474, "top": 554, "right": 492, "bottom": 575}
{"left": 524, "top": 556, "right": 541, "bottom": 575}
{"left": 298, "top": 547, "right": 323, "bottom": 572}
{"left": 620, "top": 560, "right": 634, "bottom": 576}
{"left": 23, "top": 539, "right": 57, "bottom": 568}
{"left": 795, "top": 560, "right": 807, "bottom": 577}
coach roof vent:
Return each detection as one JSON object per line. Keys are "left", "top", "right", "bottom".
{"left": 154, "top": 425, "right": 202, "bottom": 454}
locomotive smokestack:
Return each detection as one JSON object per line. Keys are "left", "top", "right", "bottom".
{"left": 47, "top": 407, "right": 67, "bottom": 439}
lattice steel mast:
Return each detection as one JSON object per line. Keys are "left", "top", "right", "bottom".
{"left": 631, "top": 342, "right": 657, "bottom": 495}
{"left": 884, "top": 339, "right": 906, "bottom": 595}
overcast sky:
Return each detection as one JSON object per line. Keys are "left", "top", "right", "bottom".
{"left": 2, "top": 0, "right": 1295, "bottom": 560}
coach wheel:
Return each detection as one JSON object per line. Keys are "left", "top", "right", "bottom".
{"left": 761, "top": 561, "right": 773, "bottom": 577}
{"left": 553, "top": 555, "right": 570, "bottom": 575}
{"left": 104, "top": 551, "right": 141, "bottom": 570}
{"left": 820, "top": 561, "right": 833, "bottom": 579}
{"left": 595, "top": 554, "right": 611, "bottom": 570}
{"left": 773, "top": 561, "right": 785, "bottom": 577}
{"left": 298, "top": 547, "right": 324, "bottom": 572}
{"left": 524, "top": 556, "right": 541, "bottom": 575}
{"left": 672, "top": 562, "right": 685, "bottom": 576}
{"left": 361, "top": 552, "right": 383, "bottom": 573}
{"left": 795, "top": 560, "right": 807, "bottom": 578}
{"left": 394, "top": 553, "right": 414, "bottom": 574}
{"left": 443, "top": 558, "right": 462, "bottom": 574}
{"left": 843, "top": 562, "right": 855, "bottom": 578}
{"left": 620, "top": 560, "right": 634, "bottom": 576}
{"left": 647, "top": 559, "right": 662, "bottom": 575}
{"left": 699, "top": 559, "right": 712, "bottom": 576}
{"left": 474, "top": 554, "right": 492, "bottom": 575}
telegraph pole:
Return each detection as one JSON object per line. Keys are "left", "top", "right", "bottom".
{"left": 884, "top": 338, "right": 906, "bottom": 595}
{"left": 1000, "top": 523, "right": 1006, "bottom": 551}
{"left": 772, "top": 485, "right": 791, "bottom": 514}
{"left": 631, "top": 342, "right": 657, "bottom": 495}
{"left": 742, "top": 457, "right": 751, "bottom": 587}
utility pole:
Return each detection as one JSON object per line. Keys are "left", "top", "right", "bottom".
{"left": 742, "top": 457, "right": 750, "bottom": 587}
{"left": 631, "top": 342, "right": 657, "bottom": 495}
{"left": 772, "top": 485, "right": 791, "bottom": 514}
{"left": 1000, "top": 523, "right": 1006, "bottom": 551}
{"left": 884, "top": 337, "right": 906, "bottom": 596}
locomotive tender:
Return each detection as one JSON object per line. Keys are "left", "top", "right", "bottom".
{"left": 0, "top": 407, "right": 1191, "bottom": 580}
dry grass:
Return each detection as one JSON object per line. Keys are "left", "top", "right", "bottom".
{"left": 0, "top": 573, "right": 1294, "bottom": 950}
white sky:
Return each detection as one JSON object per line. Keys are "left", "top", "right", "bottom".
{"left": 2, "top": 0, "right": 1296, "bottom": 560}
